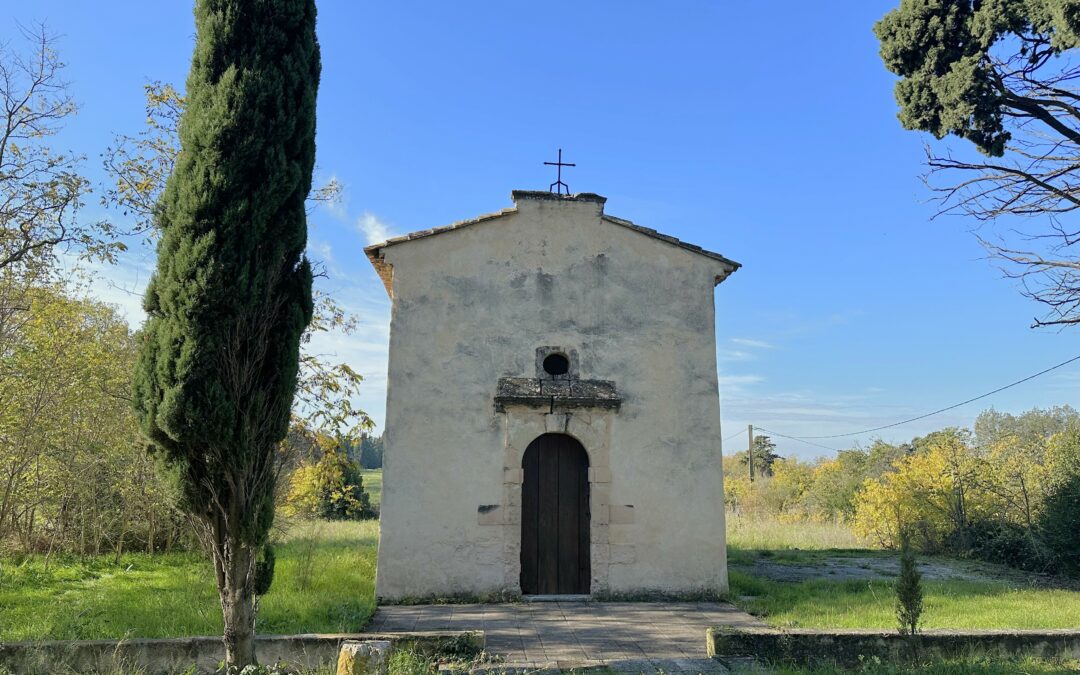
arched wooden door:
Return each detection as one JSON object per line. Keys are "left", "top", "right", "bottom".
{"left": 520, "top": 433, "right": 591, "bottom": 595}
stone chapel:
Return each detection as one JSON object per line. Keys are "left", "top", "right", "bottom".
{"left": 366, "top": 190, "right": 739, "bottom": 600}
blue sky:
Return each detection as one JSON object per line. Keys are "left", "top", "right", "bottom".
{"left": 10, "top": 1, "right": 1079, "bottom": 459}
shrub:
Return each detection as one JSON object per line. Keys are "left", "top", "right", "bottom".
{"left": 1037, "top": 471, "right": 1080, "bottom": 576}
{"left": 957, "top": 519, "right": 1051, "bottom": 572}
{"left": 283, "top": 449, "right": 374, "bottom": 521}
{"left": 896, "top": 530, "right": 923, "bottom": 635}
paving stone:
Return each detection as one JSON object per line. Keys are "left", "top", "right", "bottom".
{"left": 671, "top": 657, "right": 730, "bottom": 673}
{"left": 578, "top": 643, "right": 623, "bottom": 661}
{"left": 485, "top": 636, "right": 525, "bottom": 654}
{"left": 466, "top": 663, "right": 562, "bottom": 675}
{"left": 609, "top": 658, "right": 660, "bottom": 674}
{"left": 371, "top": 601, "right": 759, "bottom": 670}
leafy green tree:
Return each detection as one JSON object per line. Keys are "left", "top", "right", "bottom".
{"left": 358, "top": 434, "right": 384, "bottom": 470}
{"left": 975, "top": 406, "right": 1080, "bottom": 449}
{"left": 132, "top": 0, "right": 320, "bottom": 667}
{"left": 736, "top": 435, "right": 782, "bottom": 478}
{"left": 103, "top": 83, "right": 370, "bottom": 442}
{"left": 1037, "top": 459, "right": 1080, "bottom": 575}
{"left": 1, "top": 25, "right": 120, "bottom": 371}
{"left": 875, "top": 1, "right": 1080, "bottom": 326}
{"left": 1036, "top": 429, "right": 1080, "bottom": 574}
{"left": 103, "top": 81, "right": 341, "bottom": 242}
{"left": 969, "top": 408, "right": 1078, "bottom": 532}
{"left": 806, "top": 449, "right": 870, "bottom": 518}
{"left": 865, "top": 439, "right": 911, "bottom": 477}
{"left": 0, "top": 284, "right": 184, "bottom": 556}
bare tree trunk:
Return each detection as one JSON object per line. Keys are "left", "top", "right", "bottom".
{"left": 222, "top": 586, "right": 257, "bottom": 668}
{"left": 1019, "top": 474, "right": 1033, "bottom": 529}
{"left": 114, "top": 506, "right": 128, "bottom": 564}
{"left": 213, "top": 529, "right": 258, "bottom": 668}
{"left": 0, "top": 467, "right": 18, "bottom": 541}
{"left": 24, "top": 505, "right": 35, "bottom": 550}
{"left": 147, "top": 513, "right": 156, "bottom": 555}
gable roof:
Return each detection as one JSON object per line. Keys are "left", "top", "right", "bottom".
{"left": 364, "top": 190, "right": 741, "bottom": 296}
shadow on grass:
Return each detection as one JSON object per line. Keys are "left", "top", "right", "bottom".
{"left": 728, "top": 546, "right": 893, "bottom": 567}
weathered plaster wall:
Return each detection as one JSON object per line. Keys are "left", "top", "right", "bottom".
{"left": 374, "top": 193, "right": 732, "bottom": 600}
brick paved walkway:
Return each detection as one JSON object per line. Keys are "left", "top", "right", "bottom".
{"left": 368, "top": 601, "right": 765, "bottom": 673}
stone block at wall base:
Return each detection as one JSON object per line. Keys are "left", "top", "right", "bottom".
{"left": 337, "top": 640, "right": 392, "bottom": 675}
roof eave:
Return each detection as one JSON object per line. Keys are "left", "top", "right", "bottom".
{"left": 364, "top": 245, "right": 394, "bottom": 298}
{"left": 363, "top": 207, "right": 518, "bottom": 298}
{"left": 363, "top": 196, "right": 742, "bottom": 296}
{"left": 600, "top": 215, "right": 741, "bottom": 285}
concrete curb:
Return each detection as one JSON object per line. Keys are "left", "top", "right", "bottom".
{"left": 707, "top": 626, "right": 1080, "bottom": 666}
{"left": 0, "top": 630, "right": 483, "bottom": 675}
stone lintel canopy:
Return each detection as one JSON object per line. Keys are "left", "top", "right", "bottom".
{"left": 494, "top": 376, "right": 621, "bottom": 412}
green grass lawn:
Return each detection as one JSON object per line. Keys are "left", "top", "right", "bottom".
{"left": 361, "top": 468, "right": 382, "bottom": 508}
{"left": 729, "top": 568, "right": 1080, "bottom": 630}
{"left": 0, "top": 519, "right": 377, "bottom": 642}
{"left": 726, "top": 512, "right": 1080, "bottom": 630}
{"left": 758, "top": 656, "right": 1080, "bottom": 674}
{"left": 5, "top": 491, "right": 1078, "bottom": 647}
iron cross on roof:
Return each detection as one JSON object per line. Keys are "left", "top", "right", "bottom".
{"left": 544, "top": 148, "right": 576, "bottom": 195}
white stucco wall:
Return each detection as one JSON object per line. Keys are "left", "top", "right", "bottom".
{"left": 371, "top": 192, "right": 734, "bottom": 600}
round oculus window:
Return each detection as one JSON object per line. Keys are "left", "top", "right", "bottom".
{"left": 542, "top": 353, "right": 570, "bottom": 376}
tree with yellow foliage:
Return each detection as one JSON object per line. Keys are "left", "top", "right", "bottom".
{"left": 283, "top": 434, "right": 374, "bottom": 521}
{"left": 854, "top": 430, "right": 985, "bottom": 551}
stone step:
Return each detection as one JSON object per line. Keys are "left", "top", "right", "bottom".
{"left": 521, "top": 594, "right": 592, "bottom": 603}
{"left": 441, "top": 657, "right": 730, "bottom": 674}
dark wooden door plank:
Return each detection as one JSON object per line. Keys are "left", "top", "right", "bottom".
{"left": 520, "top": 439, "right": 540, "bottom": 594}
{"left": 557, "top": 439, "right": 579, "bottom": 591}
{"left": 537, "top": 435, "right": 560, "bottom": 594}
{"left": 577, "top": 447, "right": 591, "bottom": 594}
{"left": 520, "top": 433, "right": 591, "bottom": 596}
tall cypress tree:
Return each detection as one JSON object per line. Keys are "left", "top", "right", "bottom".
{"left": 133, "top": 0, "right": 318, "bottom": 666}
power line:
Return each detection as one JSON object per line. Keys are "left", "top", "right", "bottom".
{"left": 771, "top": 352, "right": 1080, "bottom": 442}
{"left": 755, "top": 427, "right": 838, "bottom": 454}
{"left": 722, "top": 429, "right": 744, "bottom": 443}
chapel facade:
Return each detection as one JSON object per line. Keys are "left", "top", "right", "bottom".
{"left": 366, "top": 190, "right": 739, "bottom": 600}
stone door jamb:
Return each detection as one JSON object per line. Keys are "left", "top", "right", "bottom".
{"left": 496, "top": 406, "right": 614, "bottom": 595}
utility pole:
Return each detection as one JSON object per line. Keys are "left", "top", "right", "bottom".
{"left": 747, "top": 424, "right": 754, "bottom": 483}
